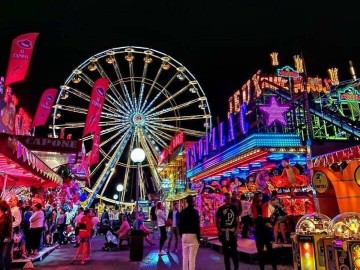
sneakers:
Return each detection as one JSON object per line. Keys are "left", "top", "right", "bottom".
{"left": 158, "top": 250, "right": 167, "bottom": 256}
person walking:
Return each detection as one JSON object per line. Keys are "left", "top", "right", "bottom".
{"left": 72, "top": 209, "right": 92, "bottom": 265}
{"left": 156, "top": 202, "right": 167, "bottom": 255}
{"left": 179, "top": 195, "right": 200, "bottom": 270}
{"left": 250, "top": 192, "right": 277, "bottom": 270}
{"left": 270, "top": 190, "right": 288, "bottom": 244}
{"left": 56, "top": 208, "right": 66, "bottom": 245}
{"left": 0, "top": 200, "right": 13, "bottom": 270}
{"left": 216, "top": 193, "right": 240, "bottom": 270}
{"left": 150, "top": 202, "right": 157, "bottom": 239}
{"left": 167, "top": 201, "right": 180, "bottom": 253}
{"left": 28, "top": 203, "right": 45, "bottom": 257}
{"left": 240, "top": 194, "right": 252, "bottom": 239}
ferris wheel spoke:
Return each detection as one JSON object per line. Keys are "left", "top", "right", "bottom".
{"left": 144, "top": 84, "right": 190, "bottom": 115}
{"left": 144, "top": 126, "right": 171, "bottom": 146}
{"left": 78, "top": 72, "right": 95, "bottom": 88}
{"left": 104, "top": 93, "right": 125, "bottom": 112}
{"left": 140, "top": 65, "right": 164, "bottom": 112}
{"left": 141, "top": 73, "right": 177, "bottom": 114}
{"left": 99, "top": 126, "right": 130, "bottom": 149}
{"left": 112, "top": 59, "right": 135, "bottom": 110}
{"left": 66, "top": 87, "right": 90, "bottom": 102}
{"left": 147, "top": 97, "right": 208, "bottom": 118}
{"left": 94, "top": 61, "right": 127, "bottom": 105}
{"left": 99, "top": 167, "right": 116, "bottom": 197}
{"left": 138, "top": 63, "right": 150, "bottom": 113}
{"left": 89, "top": 129, "right": 133, "bottom": 204}
{"left": 55, "top": 104, "right": 88, "bottom": 115}
{"left": 139, "top": 133, "right": 162, "bottom": 191}
{"left": 52, "top": 122, "right": 84, "bottom": 129}
{"left": 149, "top": 114, "right": 211, "bottom": 122}
{"left": 128, "top": 61, "right": 138, "bottom": 111}
{"left": 121, "top": 133, "right": 136, "bottom": 202}
{"left": 141, "top": 130, "right": 161, "bottom": 159}
{"left": 152, "top": 122, "right": 205, "bottom": 137}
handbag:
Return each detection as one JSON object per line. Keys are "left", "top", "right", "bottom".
{"left": 165, "top": 218, "right": 172, "bottom": 227}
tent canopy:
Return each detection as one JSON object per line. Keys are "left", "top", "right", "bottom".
{"left": 0, "top": 133, "right": 63, "bottom": 188}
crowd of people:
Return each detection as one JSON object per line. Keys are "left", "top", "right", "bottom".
{"left": 0, "top": 188, "right": 295, "bottom": 270}
{"left": 0, "top": 193, "right": 102, "bottom": 269}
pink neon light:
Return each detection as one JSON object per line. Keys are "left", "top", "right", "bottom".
{"left": 259, "top": 96, "right": 290, "bottom": 126}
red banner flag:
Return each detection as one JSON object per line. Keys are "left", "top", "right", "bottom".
{"left": 88, "top": 127, "right": 101, "bottom": 166}
{"left": 5, "top": 33, "right": 39, "bottom": 86}
{"left": 31, "top": 88, "right": 58, "bottom": 128}
{"left": 83, "top": 78, "right": 109, "bottom": 136}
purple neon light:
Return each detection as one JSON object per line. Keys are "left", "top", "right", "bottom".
{"left": 211, "top": 127, "right": 217, "bottom": 151}
{"left": 259, "top": 96, "right": 290, "bottom": 126}
{"left": 204, "top": 133, "right": 209, "bottom": 156}
{"left": 228, "top": 113, "right": 235, "bottom": 141}
{"left": 198, "top": 138, "right": 203, "bottom": 160}
{"left": 220, "top": 122, "right": 225, "bottom": 147}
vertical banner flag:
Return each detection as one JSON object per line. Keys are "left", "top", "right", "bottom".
{"left": 5, "top": 32, "right": 39, "bottom": 86}
{"left": 83, "top": 78, "right": 109, "bottom": 136}
{"left": 88, "top": 127, "right": 101, "bottom": 166}
{"left": 31, "top": 88, "right": 58, "bottom": 128}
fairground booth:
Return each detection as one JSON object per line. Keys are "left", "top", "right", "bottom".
{"left": 157, "top": 132, "right": 197, "bottom": 209}
{"left": 0, "top": 81, "right": 88, "bottom": 215}
{"left": 186, "top": 53, "right": 360, "bottom": 238}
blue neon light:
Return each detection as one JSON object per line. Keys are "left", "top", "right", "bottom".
{"left": 186, "top": 133, "right": 302, "bottom": 178}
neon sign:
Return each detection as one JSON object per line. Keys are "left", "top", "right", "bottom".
{"left": 228, "top": 70, "right": 330, "bottom": 115}
{"left": 259, "top": 96, "right": 290, "bottom": 126}
{"left": 277, "top": 65, "right": 300, "bottom": 78}
{"left": 338, "top": 86, "right": 360, "bottom": 102}
{"left": 158, "top": 131, "right": 185, "bottom": 165}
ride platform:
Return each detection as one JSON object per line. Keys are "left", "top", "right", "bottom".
{"left": 12, "top": 244, "right": 59, "bottom": 269}
{"left": 207, "top": 237, "right": 293, "bottom": 265}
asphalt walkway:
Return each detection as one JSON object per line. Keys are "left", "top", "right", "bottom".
{"left": 14, "top": 236, "right": 293, "bottom": 270}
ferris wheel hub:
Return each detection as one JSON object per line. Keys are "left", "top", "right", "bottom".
{"left": 132, "top": 113, "right": 145, "bottom": 126}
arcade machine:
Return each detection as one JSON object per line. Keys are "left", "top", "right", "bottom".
{"left": 325, "top": 212, "right": 360, "bottom": 270}
{"left": 292, "top": 213, "right": 331, "bottom": 270}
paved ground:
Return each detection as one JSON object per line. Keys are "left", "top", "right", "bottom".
{"left": 14, "top": 236, "right": 293, "bottom": 270}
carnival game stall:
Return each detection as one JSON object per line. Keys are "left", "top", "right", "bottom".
{"left": 326, "top": 212, "right": 360, "bottom": 269}
{"left": 292, "top": 213, "right": 331, "bottom": 270}
{"left": 311, "top": 144, "right": 360, "bottom": 218}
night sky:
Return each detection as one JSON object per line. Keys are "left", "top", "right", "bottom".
{"left": 1, "top": 0, "right": 360, "bottom": 200}
{"left": 1, "top": 0, "right": 360, "bottom": 124}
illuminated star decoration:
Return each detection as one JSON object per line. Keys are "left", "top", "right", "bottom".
{"left": 259, "top": 97, "right": 290, "bottom": 126}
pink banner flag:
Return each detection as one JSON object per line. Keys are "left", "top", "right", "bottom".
{"left": 83, "top": 78, "right": 109, "bottom": 136}
{"left": 5, "top": 33, "right": 39, "bottom": 86}
{"left": 31, "top": 88, "right": 58, "bottom": 128}
{"left": 88, "top": 127, "right": 101, "bottom": 166}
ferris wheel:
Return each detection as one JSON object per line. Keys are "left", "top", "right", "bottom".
{"left": 51, "top": 46, "right": 212, "bottom": 206}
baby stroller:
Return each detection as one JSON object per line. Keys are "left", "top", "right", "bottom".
{"left": 101, "top": 228, "right": 119, "bottom": 251}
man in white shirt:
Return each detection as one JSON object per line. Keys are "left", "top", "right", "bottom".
{"left": 9, "top": 195, "right": 27, "bottom": 258}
